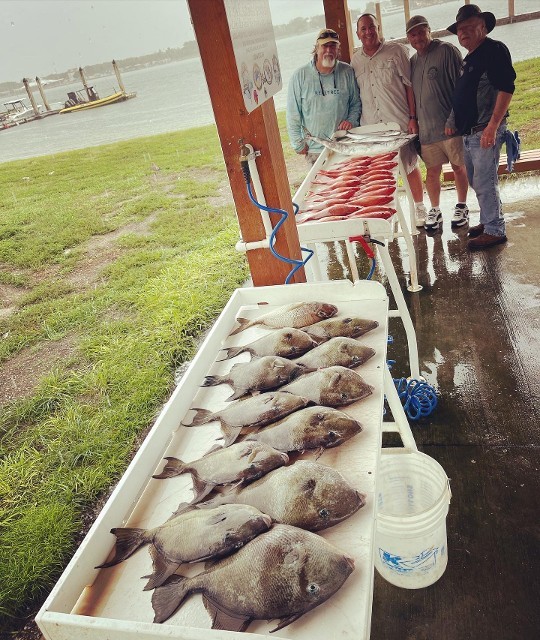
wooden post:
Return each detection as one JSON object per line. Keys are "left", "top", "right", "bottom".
{"left": 375, "top": 3, "right": 384, "bottom": 39}
{"left": 509, "top": 0, "right": 515, "bottom": 21}
{"left": 35, "top": 77, "right": 51, "bottom": 112}
{"left": 403, "top": 0, "right": 410, "bottom": 25}
{"left": 112, "top": 60, "right": 126, "bottom": 93}
{"left": 187, "top": 0, "right": 305, "bottom": 286}
{"left": 323, "top": 0, "right": 354, "bottom": 63}
{"left": 22, "top": 78, "right": 40, "bottom": 116}
{"left": 79, "top": 67, "right": 93, "bottom": 101}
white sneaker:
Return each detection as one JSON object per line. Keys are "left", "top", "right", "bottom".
{"left": 424, "top": 207, "right": 443, "bottom": 231}
{"left": 414, "top": 203, "right": 427, "bottom": 227}
{"left": 451, "top": 204, "right": 469, "bottom": 227}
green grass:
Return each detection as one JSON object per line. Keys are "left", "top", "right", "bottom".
{"left": 0, "top": 57, "right": 538, "bottom": 633}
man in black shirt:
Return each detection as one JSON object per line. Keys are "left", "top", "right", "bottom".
{"left": 445, "top": 4, "right": 516, "bottom": 250}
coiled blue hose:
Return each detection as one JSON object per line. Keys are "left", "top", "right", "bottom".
{"left": 393, "top": 377, "right": 438, "bottom": 421}
{"left": 246, "top": 181, "right": 313, "bottom": 284}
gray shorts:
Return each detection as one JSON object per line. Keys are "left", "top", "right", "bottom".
{"left": 400, "top": 140, "right": 419, "bottom": 174}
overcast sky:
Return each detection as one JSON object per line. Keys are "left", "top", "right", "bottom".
{"left": 0, "top": 0, "right": 327, "bottom": 83}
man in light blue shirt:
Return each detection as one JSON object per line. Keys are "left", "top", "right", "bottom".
{"left": 286, "top": 28, "right": 361, "bottom": 165}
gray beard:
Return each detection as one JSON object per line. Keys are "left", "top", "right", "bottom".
{"left": 321, "top": 55, "right": 336, "bottom": 68}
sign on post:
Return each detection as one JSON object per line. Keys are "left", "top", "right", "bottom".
{"left": 224, "top": 0, "right": 282, "bottom": 113}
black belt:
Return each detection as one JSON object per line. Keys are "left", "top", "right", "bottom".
{"left": 468, "top": 122, "right": 489, "bottom": 135}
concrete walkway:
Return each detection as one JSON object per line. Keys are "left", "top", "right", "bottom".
{"left": 368, "top": 174, "right": 540, "bottom": 639}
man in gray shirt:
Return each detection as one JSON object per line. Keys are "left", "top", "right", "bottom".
{"left": 407, "top": 15, "right": 469, "bottom": 231}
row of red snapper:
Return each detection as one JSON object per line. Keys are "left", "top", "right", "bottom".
{"left": 296, "top": 151, "right": 398, "bottom": 224}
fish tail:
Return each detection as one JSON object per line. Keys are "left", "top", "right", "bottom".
{"left": 152, "top": 574, "right": 192, "bottom": 624}
{"left": 95, "top": 528, "right": 148, "bottom": 568}
{"left": 229, "top": 317, "right": 252, "bottom": 336}
{"left": 216, "top": 346, "right": 245, "bottom": 361}
{"left": 184, "top": 408, "right": 213, "bottom": 426}
{"left": 152, "top": 457, "right": 186, "bottom": 479}
{"left": 201, "top": 375, "right": 223, "bottom": 387}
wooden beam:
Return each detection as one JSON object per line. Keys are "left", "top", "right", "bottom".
{"left": 323, "top": 0, "right": 354, "bottom": 63}
{"left": 187, "top": 0, "right": 305, "bottom": 286}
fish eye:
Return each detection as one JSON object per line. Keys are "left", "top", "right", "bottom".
{"left": 340, "top": 392, "right": 349, "bottom": 400}
{"left": 319, "top": 508, "right": 330, "bottom": 519}
{"left": 307, "top": 583, "right": 320, "bottom": 596}
{"left": 327, "top": 431, "right": 338, "bottom": 441}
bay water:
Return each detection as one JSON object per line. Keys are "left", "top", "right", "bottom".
{"left": 1, "top": 0, "right": 539, "bottom": 164}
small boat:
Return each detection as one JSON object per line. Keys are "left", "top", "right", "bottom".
{"left": 59, "top": 87, "right": 135, "bottom": 114}
{"left": 1, "top": 99, "right": 40, "bottom": 123}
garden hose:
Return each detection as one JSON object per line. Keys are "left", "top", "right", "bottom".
{"left": 241, "top": 153, "right": 313, "bottom": 284}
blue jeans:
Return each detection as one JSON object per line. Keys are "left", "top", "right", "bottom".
{"left": 463, "top": 122, "right": 507, "bottom": 237}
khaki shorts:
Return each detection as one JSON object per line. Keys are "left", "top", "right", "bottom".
{"left": 421, "top": 136, "right": 465, "bottom": 169}
{"left": 400, "top": 140, "right": 419, "bottom": 174}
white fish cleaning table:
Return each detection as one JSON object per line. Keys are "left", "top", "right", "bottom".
{"left": 36, "top": 280, "right": 415, "bottom": 640}
{"left": 293, "top": 125, "right": 423, "bottom": 379}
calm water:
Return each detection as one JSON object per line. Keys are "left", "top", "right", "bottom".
{"left": 1, "top": 0, "right": 539, "bottom": 164}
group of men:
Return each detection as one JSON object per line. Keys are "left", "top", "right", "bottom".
{"left": 286, "top": 4, "right": 516, "bottom": 251}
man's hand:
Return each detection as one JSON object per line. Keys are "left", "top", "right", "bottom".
{"left": 408, "top": 119, "right": 419, "bottom": 135}
{"left": 445, "top": 126, "right": 457, "bottom": 136}
{"left": 337, "top": 120, "right": 353, "bottom": 131}
{"left": 297, "top": 145, "right": 309, "bottom": 155}
{"left": 480, "top": 123, "right": 498, "bottom": 149}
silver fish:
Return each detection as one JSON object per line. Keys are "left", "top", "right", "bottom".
{"left": 96, "top": 504, "right": 272, "bottom": 591}
{"left": 294, "top": 337, "right": 375, "bottom": 370}
{"left": 304, "top": 131, "right": 416, "bottom": 156}
{"left": 229, "top": 301, "right": 337, "bottom": 336}
{"left": 245, "top": 406, "right": 363, "bottom": 456}
{"left": 280, "top": 366, "right": 373, "bottom": 407}
{"left": 152, "top": 442, "right": 289, "bottom": 503}
{"left": 202, "top": 355, "right": 312, "bottom": 400}
{"left": 183, "top": 391, "right": 311, "bottom": 446}
{"left": 183, "top": 460, "right": 365, "bottom": 531}
{"left": 152, "top": 524, "right": 355, "bottom": 629}
{"left": 304, "top": 316, "right": 379, "bottom": 343}
{"left": 217, "top": 327, "right": 318, "bottom": 361}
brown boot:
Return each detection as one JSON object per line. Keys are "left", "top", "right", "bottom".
{"left": 467, "top": 233, "right": 507, "bottom": 250}
{"left": 467, "top": 223, "right": 484, "bottom": 238}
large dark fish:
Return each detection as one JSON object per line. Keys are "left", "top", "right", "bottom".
{"left": 294, "top": 337, "right": 375, "bottom": 370}
{"left": 217, "top": 327, "right": 318, "bottom": 361}
{"left": 182, "top": 460, "right": 365, "bottom": 531}
{"left": 96, "top": 504, "right": 272, "bottom": 591}
{"left": 152, "top": 442, "right": 289, "bottom": 503}
{"left": 304, "top": 316, "right": 379, "bottom": 344}
{"left": 280, "top": 366, "right": 373, "bottom": 407}
{"left": 229, "top": 301, "right": 337, "bottom": 336}
{"left": 152, "top": 524, "right": 355, "bottom": 629}
{"left": 244, "top": 406, "right": 363, "bottom": 456}
{"left": 201, "top": 355, "right": 312, "bottom": 400}
{"left": 182, "top": 391, "right": 310, "bottom": 446}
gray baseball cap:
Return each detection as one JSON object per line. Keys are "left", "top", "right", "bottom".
{"left": 406, "top": 15, "right": 429, "bottom": 33}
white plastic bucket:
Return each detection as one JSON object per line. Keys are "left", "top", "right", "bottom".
{"left": 374, "top": 451, "right": 451, "bottom": 589}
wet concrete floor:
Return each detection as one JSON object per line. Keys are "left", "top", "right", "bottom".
{"left": 314, "top": 174, "right": 540, "bottom": 639}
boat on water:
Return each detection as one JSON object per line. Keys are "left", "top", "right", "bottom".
{"left": 59, "top": 87, "right": 135, "bottom": 114}
{"left": 1, "top": 99, "right": 40, "bottom": 125}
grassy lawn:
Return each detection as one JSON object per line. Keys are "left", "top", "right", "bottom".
{"left": 0, "top": 57, "right": 538, "bottom": 635}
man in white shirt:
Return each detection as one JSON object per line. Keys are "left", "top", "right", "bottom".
{"left": 351, "top": 13, "right": 427, "bottom": 226}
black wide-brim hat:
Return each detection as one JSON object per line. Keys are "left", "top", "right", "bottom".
{"left": 447, "top": 4, "right": 496, "bottom": 34}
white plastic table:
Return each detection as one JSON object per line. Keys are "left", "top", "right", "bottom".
{"left": 293, "top": 124, "right": 423, "bottom": 380}
{"left": 36, "top": 280, "right": 418, "bottom": 640}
